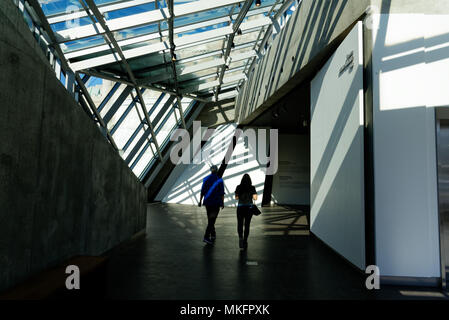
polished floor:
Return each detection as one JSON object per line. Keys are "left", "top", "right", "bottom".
{"left": 103, "top": 203, "right": 449, "bottom": 300}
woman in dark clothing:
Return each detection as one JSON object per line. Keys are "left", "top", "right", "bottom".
{"left": 234, "top": 174, "right": 258, "bottom": 250}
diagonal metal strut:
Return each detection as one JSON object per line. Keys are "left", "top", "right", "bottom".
{"left": 82, "top": 0, "right": 163, "bottom": 160}
{"left": 214, "top": 0, "right": 253, "bottom": 102}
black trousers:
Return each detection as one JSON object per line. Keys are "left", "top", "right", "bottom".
{"left": 237, "top": 206, "right": 253, "bottom": 241}
{"left": 205, "top": 206, "right": 220, "bottom": 238}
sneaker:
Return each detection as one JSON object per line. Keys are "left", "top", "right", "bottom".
{"left": 239, "top": 238, "right": 244, "bottom": 249}
{"left": 203, "top": 237, "right": 213, "bottom": 245}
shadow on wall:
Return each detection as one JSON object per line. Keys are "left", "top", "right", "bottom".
{"left": 369, "top": 10, "right": 444, "bottom": 277}
{"left": 311, "top": 3, "right": 447, "bottom": 276}
{"left": 310, "top": 21, "right": 366, "bottom": 270}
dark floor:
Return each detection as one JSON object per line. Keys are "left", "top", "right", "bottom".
{"left": 104, "top": 203, "right": 449, "bottom": 300}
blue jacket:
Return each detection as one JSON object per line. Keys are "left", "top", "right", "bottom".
{"left": 201, "top": 173, "right": 225, "bottom": 207}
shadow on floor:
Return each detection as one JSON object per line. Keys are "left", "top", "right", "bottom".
{"left": 102, "top": 203, "right": 448, "bottom": 300}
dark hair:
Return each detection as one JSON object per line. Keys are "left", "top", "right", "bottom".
{"left": 240, "top": 173, "right": 252, "bottom": 190}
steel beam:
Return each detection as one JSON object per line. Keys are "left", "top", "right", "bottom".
{"left": 167, "top": 0, "right": 186, "bottom": 129}
{"left": 215, "top": 0, "right": 255, "bottom": 101}
{"left": 48, "top": 0, "right": 156, "bottom": 24}
{"left": 81, "top": 69, "right": 209, "bottom": 103}
{"left": 82, "top": 0, "right": 163, "bottom": 159}
{"left": 56, "top": 0, "right": 245, "bottom": 43}
{"left": 62, "top": 4, "right": 272, "bottom": 60}
{"left": 70, "top": 16, "right": 271, "bottom": 71}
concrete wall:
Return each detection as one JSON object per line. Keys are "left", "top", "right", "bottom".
{"left": 272, "top": 134, "right": 310, "bottom": 205}
{"left": 0, "top": 0, "right": 147, "bottom": 292}
{"left": 310, "top": 22, "right": 365, "bottom": 270}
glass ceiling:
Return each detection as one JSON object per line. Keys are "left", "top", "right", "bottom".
{"left": 20, "top": 0, "right": 298, "bottom": 181}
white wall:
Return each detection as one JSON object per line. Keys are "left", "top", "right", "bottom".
{"left": 310, "top": 22, "right": 366, "bottom": 270}
{"left": 272, "top": 134, "right": 310, "bottom": 205}
{"left": 371, "top": 14, "right": 442, "bottom": 278}
{"left": 158, "top": 124, "right": 266, "bottom": 207}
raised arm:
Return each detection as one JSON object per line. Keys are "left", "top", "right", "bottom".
{"left": 199, "top": 179, "right": 205, "bottom": 207}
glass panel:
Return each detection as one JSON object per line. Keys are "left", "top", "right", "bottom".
{"left": 122, "top": 125, "right": 146, "bottom": 159}
{"left": 175, "top": 21, "right": 229, "bottom": 38}
{"left": 183, "top": 99, "right": 196, "bottom": 116}
{"left": 23, "top": 8, "right": 34, "bottom": 32}
{"left": 139, "top": 156, "right": 157, "bottom": 180}
{"left": 233, "top": 0, "right": 277, "bottom": 15}
{"left": 229, "top": 59, "right": 249, "bottom": 69}
{"left": 94, "top": 84, "right": 128, "bottom": 117}
{"left": 60, "top": 69, "right": 67, "bottom": 86}
{"left": 231, "top": 45, "right": 256, "bottom": 57}
{"left": 155, "top": 0, "right": 167, "bottom": 9}
{"left": 62, "top": 35, "right": 106, "bottom": 53}
{"left": 177, "top": 67, "right": 218, "bottom": 82}
{"left": 145, "top": 92, "right": 170, "bottom": 122}
{"left": 41, "top": 0, "right": 84, "bottom": 16}
{"left": 220, "top": 82, "right": 239, "bottom": 91}
{"left": 174, "top": 38, "right": 224, "bottom": 60}
{"left": 224, "top": 67, "right": 246, "bottom": 79}
{"left": 180, "top": 97, "right": 193, "bottom": 115}
{"left": 85, "top": 76, "right": 110, "bottom": 104}
{"left": 104, "top": 2, "right": 156, "bottom": 20}
{"left": 113, "top": 107, "right": 144, "bottom": 152}
{"left": 93, "top": 0, "right": 127, "bottom": 6}
{"left": 173, "top": 4, "right": 234, "bottom": 29}
{"left": 233, "top": 2, "right": 275, "bottom": 19}
{"left": 156, "top": 110, "right": 177, "bottom": 148}
{"left": 50, "top": 17, "right": 93, "bottom": 32}
{"left": 128, "top": 52, "right": 171, "bottom": 73}
{"left": 179, "top": 74, "right": 217, "bottom": 89}
{"left": 107, "top": 89, "right": 137, "bottom": 130}
{"left": 155, "top": 101, "right": 174, "bottom": 132}
{"left": 114, "top": 23, "right": 161, "bottom": 41}
{"left": 173, "top": 0, "right": 198, "bottom": 4}
{"left": 132, "top": 143, "right": 155, "bottom": 177}
{"left": 234, "top": 29, "right": 263, "bottom": 45}
{"left": 177, "top": 54, "right": 221, "bottom": 70}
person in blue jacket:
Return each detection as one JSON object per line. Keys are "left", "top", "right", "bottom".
{"left": 198, "top": 165, "right": 225, "bottom": 244}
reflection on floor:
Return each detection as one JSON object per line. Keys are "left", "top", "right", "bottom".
{"left": 104, "top": 203, "right": 449, "bottom": 300}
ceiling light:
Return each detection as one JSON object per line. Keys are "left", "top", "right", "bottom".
{"left": 255, "top": 0, "right": 261, "bottom": 7}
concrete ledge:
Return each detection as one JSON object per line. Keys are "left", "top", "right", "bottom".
{"left": 0, "top": 256, "right": 108, "bottom": 300}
